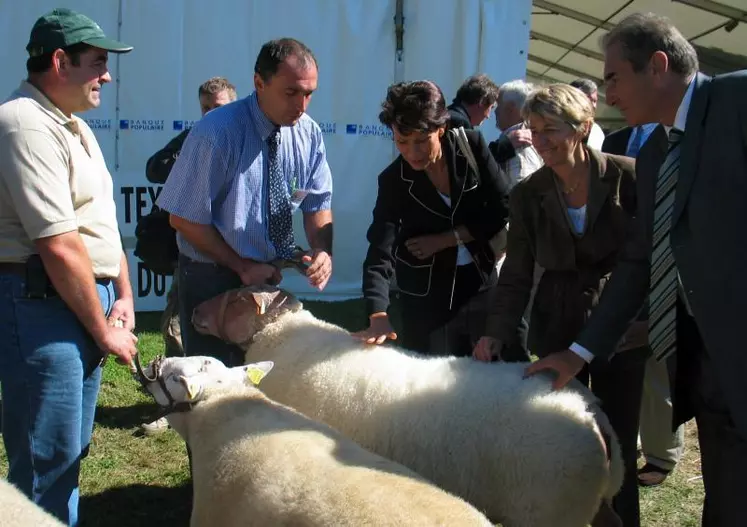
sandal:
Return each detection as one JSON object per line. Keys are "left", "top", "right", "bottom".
{"left": 637, "top": 463, "right": 671, "bottom": 487}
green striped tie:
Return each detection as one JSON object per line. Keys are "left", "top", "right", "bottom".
{"left": 649, "top": 128, "right": 683, "bottom": 362}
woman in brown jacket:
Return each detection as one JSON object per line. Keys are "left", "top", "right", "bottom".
{"left": 473, "top": 84, "right": 648, "bottom": 527}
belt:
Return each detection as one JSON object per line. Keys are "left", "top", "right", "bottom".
{"left": 0, "top": 262, "right": 27, "bottom": 276}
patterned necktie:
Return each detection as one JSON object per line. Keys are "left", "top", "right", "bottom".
{"left": 267, "top": 129, "right": 295, "bottom": 259}
{"left": 649, "top": 128, "right": 684, "bottom": 362}
{"left": 627, "top": 126, "right": 644, "bottom": 158}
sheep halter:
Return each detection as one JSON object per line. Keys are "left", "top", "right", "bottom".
{"left": 135, "top": 355, "right": 193, "bottom": 418}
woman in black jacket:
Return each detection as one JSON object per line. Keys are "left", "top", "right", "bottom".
{"left": 354, "top": 80, "right": 524, "bottom": 358}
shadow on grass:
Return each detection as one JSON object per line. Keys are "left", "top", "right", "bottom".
{"left": 80, "top": 482, "right": 191, "bottom": 527}
{"left": 95, "top": 402, "right": 162, "bottom": 431}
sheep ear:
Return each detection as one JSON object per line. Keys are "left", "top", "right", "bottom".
{"left": 251, "top": 291, "right": 282, "bottom": 315}
{"left": 244, "top": 361, "right": 274, "bottom": 386}
{"left": 178, "top": 375, "right": 202, "bottom": 401}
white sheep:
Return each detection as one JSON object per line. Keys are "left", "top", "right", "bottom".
{"left": 0, "top": 478, "right": 65, "bottom": 527}
{"left": 140, "top": 356, "right": 493, "bottom": 527}
{"left": 191, "top": 285, "right": 625, "bottom": 527}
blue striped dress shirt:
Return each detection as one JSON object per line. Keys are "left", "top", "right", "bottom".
{"left": 157, "top": 92, "right": 333, "bottom": 263}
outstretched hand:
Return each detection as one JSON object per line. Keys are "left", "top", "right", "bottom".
{"left": 523, "top": 349, "right": 585, "bottom": 390}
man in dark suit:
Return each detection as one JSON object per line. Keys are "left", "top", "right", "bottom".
{"left": 447, "top": 73, "right": 498, "bottom": 129}
{"left": 525, "top": 12, "right": 747, "bottom": 525}
{"left": 604, "top": 124, "right": 686, "bottom": 489}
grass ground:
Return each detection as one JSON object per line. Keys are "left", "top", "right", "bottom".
{"left": 0, "top": 300, "right": 703, "bottom": 526}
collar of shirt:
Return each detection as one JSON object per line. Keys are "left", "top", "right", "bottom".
{"left": 17, "top": 80, "right": 88, "bottom": 149}
{"left": 18, "top": 80, "right": 76, "bottom": 127}
{"left": 665, "top": 75, "right": 696, "bottom": 134}
{"left": 247, "top": 91, "right": 279, "bottom": 141}
{"left": 626, "top": 123, "right": 659, "bottom": 151}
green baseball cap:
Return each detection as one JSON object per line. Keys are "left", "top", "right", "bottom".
{"left": 26, "top": 8, "right": 133, "bottom": 57}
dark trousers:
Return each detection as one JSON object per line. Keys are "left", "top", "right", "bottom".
{"left": 581, "top": 346, "right": 648, "bottom": 527}
{"left": 399, "top": 265, "right": 528, "bottom": 360}
{"left": 673, "top": 310, "right": 747, "bottom": 527}
{"left": 177, "top": 255, "right": 244, "bottom": 367}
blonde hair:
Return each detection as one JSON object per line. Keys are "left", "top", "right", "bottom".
{"left": 198, "top": 77, "right": 237, "bottom": 101}
{"left": 522, "top": 83, "right": 594, "bottom": 133}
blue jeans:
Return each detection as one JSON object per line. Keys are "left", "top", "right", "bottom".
{"left": 0, "top": 273, "right": 114, "bottom": 526}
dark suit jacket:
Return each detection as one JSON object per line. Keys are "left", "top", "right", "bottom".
{"left": 488, "top": 135, "right": 518, "bottom": 165}
{"left": 363, "top": 129, "right": 509, "bottom": 316}
{"left": 485, "top": 148, "right": 638, "bottom": 357}
{"left": 146, "top": 129, "right": 190, "bottom": 184}
{"left": 447, "top": 102, "right": 472, "bottom": 130}
{"left": 576, "top": 71, "right": 747, "bottom": 438}
{"left": 602, "top": 127, "right": 633, "bottom": 157}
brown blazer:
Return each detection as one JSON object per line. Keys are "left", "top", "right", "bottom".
{"left": 485, "top": 148, "right": 643, "bottom": 358}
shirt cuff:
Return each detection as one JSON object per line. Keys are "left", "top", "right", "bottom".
{"left": 569, "top": 342, "right": 594, "bottom": 363}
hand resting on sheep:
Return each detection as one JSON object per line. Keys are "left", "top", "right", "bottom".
{"left": 139, "top": 355, "right": 493, "bottom": 527}
{"left": 190, "top": 285, "right": 625, "bottom": 527}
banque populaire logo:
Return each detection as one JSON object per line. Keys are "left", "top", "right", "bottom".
{"left": 173, "top": 120, "right": 198, "bottom": 131}
{"left": 84, "top": 119, "right": 112, "bottom": 130}
{"left": 119, "top": 119, "right": 165, "bottom": 131}
{"left": 345, "top": 123, "right": 392, "bottom": 138}
{"left": 318, "top": 121, "right": 336, "bottom": 135}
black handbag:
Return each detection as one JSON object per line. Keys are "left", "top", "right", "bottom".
{"left": 134, "top": 205, "right": 178, "bottom": 276}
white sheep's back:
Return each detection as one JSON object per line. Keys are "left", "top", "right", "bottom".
{"left": 245, "top": 310, "right": 612, "bottom": 520}
{"left": 0, "top": 479, "right": 65, "bottom": 527}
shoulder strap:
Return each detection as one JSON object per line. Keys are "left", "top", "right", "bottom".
{"left": 450, "top": 126, "right": 480, "bottom": 175}
{"left": 451, "top": 126, "right": 512, "bottom": 191}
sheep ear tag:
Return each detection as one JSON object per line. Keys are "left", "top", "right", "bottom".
{"left": 178, "top": 375, "right": 202, "bottom": 402}
{"left": 251, "top": 291, "right": 282, "bottom": 315}
{"left": 245, "top": 361, "right": 275, "bottom": 386}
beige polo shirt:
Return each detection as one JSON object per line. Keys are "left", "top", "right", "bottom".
{"left": 0, "top": 81, "right": 122, "bottom": 278}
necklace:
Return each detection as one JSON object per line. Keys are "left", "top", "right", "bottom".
{"left": 562, "top": 179, "right": 582, "bottom": 195}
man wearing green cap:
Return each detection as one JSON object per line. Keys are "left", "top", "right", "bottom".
{"left": 0, "top": 8, "right": 137, "bottom": 525}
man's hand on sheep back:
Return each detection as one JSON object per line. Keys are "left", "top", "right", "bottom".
{"left": 353, "top": 313, "right": 397, "bottom": 345}
{"left": 303, "top": 249, "right": 332, "bottom": 291}
{"left": 523, "top": 349, "right": 585, "bottom": 390}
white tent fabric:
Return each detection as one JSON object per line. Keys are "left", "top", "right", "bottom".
{"left": 0, "top": 0, "right": 531, "bottom": 310}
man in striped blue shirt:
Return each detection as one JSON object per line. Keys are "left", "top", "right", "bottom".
{"left": 158, "top": 38, "right": 333, "bottom": 366}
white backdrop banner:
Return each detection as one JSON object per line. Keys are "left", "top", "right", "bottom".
{"left": 0, "top": 0, "right": 530, "bottom": 311}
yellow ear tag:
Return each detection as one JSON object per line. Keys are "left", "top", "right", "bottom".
{"left": 185, "top": 379, "right": 201, "bottom": 401}
{"left": 246, "top": 367, "right": 268, "bottom": 386}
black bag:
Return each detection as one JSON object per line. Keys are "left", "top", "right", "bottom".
{"left": 134, "top": 205, "right": 178, "bottom": 276}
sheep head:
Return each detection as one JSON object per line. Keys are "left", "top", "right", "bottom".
{"left": 191, "top": 285, "right": 303, "bottom": 346}
{"left": 143, "top": 355, "right": 275, "bottom": 406}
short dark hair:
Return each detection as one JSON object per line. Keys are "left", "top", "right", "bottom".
{"left": 26, "top": 42, "right": 91, "bottom": 74}
{"left": 378, "top": 81, "right": 450, "bottom": 134}
{"left": 254, "top": 38, "right": 317, "bottom": 81}
{"left": 454, "top": 74, "right": 499, "bottom": 106}
{"left": 198, "top": 77, "right": 237, "bottom": 100}
{"left": 570, "top": 78, "right": 598, "bottom": 98}
{"left": 601, "top": 12, "right": 698, "bottom": 76}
